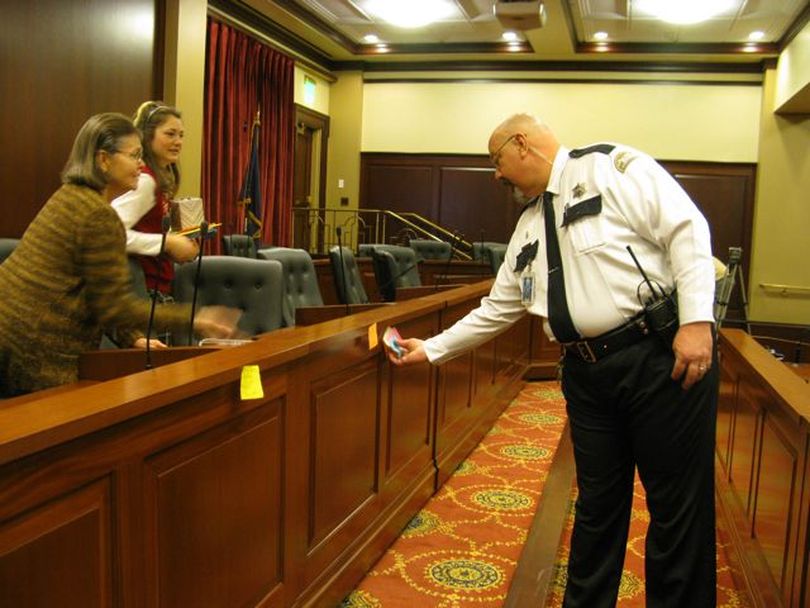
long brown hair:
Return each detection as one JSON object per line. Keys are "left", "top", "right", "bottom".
{"left": 133, "top": 101, "right": 182, "bottom": 196}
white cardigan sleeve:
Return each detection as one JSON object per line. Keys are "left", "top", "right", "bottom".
{"left": 110, "top": 173, "right": 163, "bottom": 256}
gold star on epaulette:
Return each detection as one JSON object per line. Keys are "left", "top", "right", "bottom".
{"left": 572, "top": 183, "right": 586, "bottom": 198}
{"left": 613, "top": 150, "right": 637, "bottom": 173}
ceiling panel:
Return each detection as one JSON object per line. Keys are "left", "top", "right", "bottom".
{"left": 227, "top": 0, "right": 810, "bottom": 69}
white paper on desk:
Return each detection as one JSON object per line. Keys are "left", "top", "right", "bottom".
{"left": 198, "top": 338, "right": 254, "bottom": 347}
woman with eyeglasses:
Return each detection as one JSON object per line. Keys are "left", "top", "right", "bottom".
{"left": 0, "top": 113, "right": 238, "bottom": 396}
{"left": 112, "top": 101, "right": 199, "bottom": 298}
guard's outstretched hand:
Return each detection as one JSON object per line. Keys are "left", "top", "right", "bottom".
{"left": 387, "top": 337, "right": 428, "bottom": 366}
{"left": 670, "top": 321, "right": 714, "bottom": 390}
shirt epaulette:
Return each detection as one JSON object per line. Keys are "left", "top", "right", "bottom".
{"left": 569, "top": 143, "right": 616, "bottom": 158}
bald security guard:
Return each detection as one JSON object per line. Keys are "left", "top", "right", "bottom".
{"left": 389, "top": 113, "right": 719, "bottom": 608}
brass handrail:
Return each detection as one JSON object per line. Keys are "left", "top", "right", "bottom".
{"left": 291, "top": 206, "right": 473, "bottom": 259}
{"left": 759, "top": 283, "right": 810, "bottom": 297}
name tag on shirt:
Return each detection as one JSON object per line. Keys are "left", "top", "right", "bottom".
{"left": 520, "top": 268, "right": 535, "bottom": 304}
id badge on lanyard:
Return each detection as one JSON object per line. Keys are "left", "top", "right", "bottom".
{"left": 520, "top": 264, "right": 535, "bottom": 305}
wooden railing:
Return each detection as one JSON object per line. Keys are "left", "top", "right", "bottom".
{"left": 0, "top": 282, "right": 539, "bottom": 608}
{"left": 716, "top": 328, "right": 810, "bottom": 608}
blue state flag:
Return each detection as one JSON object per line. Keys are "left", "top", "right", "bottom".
{"left": 238, "top": 113, "right": 262, "bottom": 239}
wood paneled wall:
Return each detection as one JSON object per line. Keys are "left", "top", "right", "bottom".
{"left": 360, "top": 154, "right": 756, "bottom": 313}
{"left": 361, "top": 154, "right": 520, "bottom": 244}
{"left": 0, "top": 0, "right": 159, "bottom": 238}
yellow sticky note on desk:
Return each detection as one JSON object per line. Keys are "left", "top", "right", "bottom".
{"left": 368, "top": 323, "right": 378, "bottom": 350}
{"left": 240, "top": 365, "right": 264, "bottom": 400}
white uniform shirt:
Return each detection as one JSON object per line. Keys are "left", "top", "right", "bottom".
{"left": 423, "top": 143, "right": 715, "bottom": 365}
{"left": 111, "top": 173, "right": 163, "bottom": 256}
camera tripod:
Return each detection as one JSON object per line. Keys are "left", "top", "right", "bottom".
{"left": 714, "top": 246, "right": 751, "bottom": 332}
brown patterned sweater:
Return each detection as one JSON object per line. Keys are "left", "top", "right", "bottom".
{"left": 0, "top": 184, "right": 192, "bottom": 394}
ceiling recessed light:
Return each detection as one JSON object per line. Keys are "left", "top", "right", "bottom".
{"left": 366, "top": 0, "right": 455, "bottom": 28}
{"left": 593, "top": 31, "right": 609, "bottom": 41}
{"left": 502, "top": 31, "right": 519, "bottom": 42}
{"left": 635, "top": 0, "right": 733, "bottom": 25}
{"left": 748, "top": 30, "right": 765, "bottom": 41}
{"left": 742, "top": 44, "right": 759, "bottom": 53}
{"left": 364, "top": 34, "right": 380, "bottom": 44}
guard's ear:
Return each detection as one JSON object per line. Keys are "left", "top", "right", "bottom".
{"left": 514, "top": 133, "right": 529, "bottom": 158}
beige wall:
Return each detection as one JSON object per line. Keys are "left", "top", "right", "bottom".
{"left": 163, "top": 0, "right": 207, "bottom": 197}
{"left": 360, "top": 80, "right": 761, "bottom": 162}
{"left": 749, "top": 67, "right": 810, "bottom": 324}
{"left": 775, "top": 21, "right": 810, "bottom": 111}
{"left": 325, "top": 72, "right": 364, "bottom": 214}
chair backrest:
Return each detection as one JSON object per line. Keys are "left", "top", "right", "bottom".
{"left": 485, "top": 243, "right": 508, "bottom": 274}
{"left": 409, "top": 239, "right": 452, "bottom": 261}
{"left": 0, "top": 238, "right": 20, "bottom": 264}
{"left": 257, "top": 247, "right": 323, "bottom": 326}
{"left": 370, "top": 249, "right": 398, "bottom": 302}
{"left": 173, "top": 256, "right": 284, "bottom": 338}
{"left": 361, "top": 244, "right": 421, "bottom": 288}
{"left": 328, "top": 246, "right": 369, "bottom": 305}
{"left": 222, "top": 234, "right": 257, "bottom": 259}
{"left": 100, "top": 257, "right": 150, "bottom": 349}
{"left": 472, "top": 241, "right": 506, "bottom": 262}
{"left": 127, "top": 256, "right": 149, "bottom": 299}
{"left": 357, "top": 243, "right": 377, "bottom": 258}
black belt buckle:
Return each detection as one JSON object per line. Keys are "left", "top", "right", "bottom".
{"left": 574, "top": 340, "right": 597, "bottom": 363}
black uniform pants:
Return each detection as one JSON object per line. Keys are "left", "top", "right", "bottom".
{"left": 561, "top": 335, "right": 718, "bottom": 608}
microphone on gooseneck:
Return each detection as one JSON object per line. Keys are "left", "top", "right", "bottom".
{"left": 145, "top": 215, "right": 172, "bottom": 369}
{"left": 188, "top": 220, "right": 209, "bottom": 345}
{"left": 335, "top": 227, "right": 351, "bottom": 316}
{"left": 434, "top": 232, "right": 460, "bottom": 291}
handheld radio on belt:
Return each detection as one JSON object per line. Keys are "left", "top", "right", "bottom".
{"left": 626, "top": 245, "right": 679, "bottom": 348}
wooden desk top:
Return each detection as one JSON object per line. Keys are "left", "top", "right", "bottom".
{"left": 786, "top": 362, "right": 810, "bottom": 383}
{"left": 0, "top": 281, "right": 493, "bottom": 466}
{"left": 720, "top": 329, "right": 810, "bottom": 423}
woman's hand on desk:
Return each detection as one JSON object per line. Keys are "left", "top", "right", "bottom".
{"left": 134, "top": 337, "right": 167, "bottom": 349}
{"left": 193, "top": 305, "right": 242, "bottom": 338}
{"left": 387, "top": 337, "right": 428, "bottom": 366}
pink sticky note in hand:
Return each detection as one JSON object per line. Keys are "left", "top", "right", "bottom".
{"left": 383, "top": 326, "right": 403, "bottom": 357}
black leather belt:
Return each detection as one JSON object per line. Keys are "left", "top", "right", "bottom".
{"left": 563, "top": 314, "right": 651, "bottom": 363}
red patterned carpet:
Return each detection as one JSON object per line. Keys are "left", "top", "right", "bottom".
{"left": 341, "top": 382, "right": 567, "bottom": 607}
{"left": 341, "top": 381, "right": 752, "bottom": 608}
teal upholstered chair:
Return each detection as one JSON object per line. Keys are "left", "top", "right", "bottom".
{"left": 329, "top": 246, "right": 369, "bottom": 305}
{"left": 173, "top": 256, "right": 284, "bottom": 340}
{"left": 257, "top": 247, "right": 323, "bottom": 326}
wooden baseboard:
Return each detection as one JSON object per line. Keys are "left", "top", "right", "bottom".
{"left": 504, "top": 422, "right": 575, "bottom": 607}
{"left": 524, "top": 362, "right": 558, "bottom": 381}
{"left": 714, "top": 461, "right": 784, "bottom": 607}
{"left": 301, "top": 466, "right": 437, "bottom": 607}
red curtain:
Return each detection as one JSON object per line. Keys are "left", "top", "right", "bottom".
{"left": 203, "top": 18, "right": 295, "bottom": 250}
